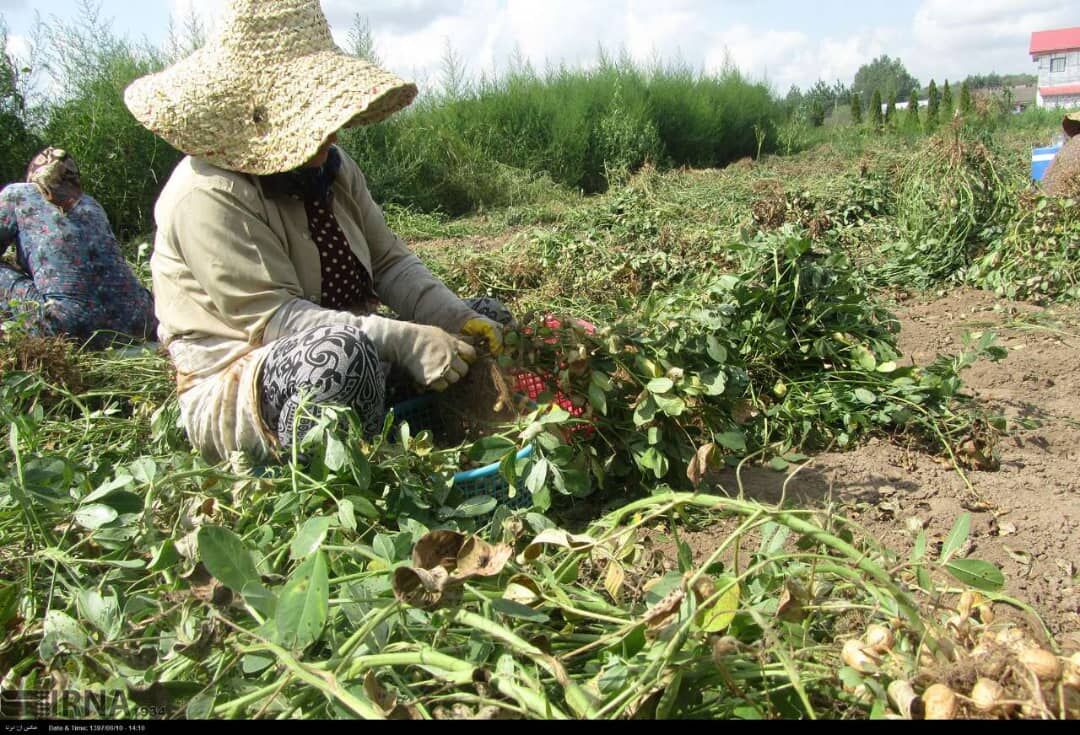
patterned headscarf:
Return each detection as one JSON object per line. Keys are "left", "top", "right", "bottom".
{"left": 26, "top": 147, "right": 83, "bottom": 211}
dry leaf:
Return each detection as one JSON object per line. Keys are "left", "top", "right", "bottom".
{"left": 503, "top": 575, "right": 543, "bottom": 607}
{"left": 777, "top": 581, "right": 808, "bottom": 623}
{"left": 687, "top": 443, "right": 718, "bottom": 488}
{"left": 644, "top": 587, "right": 686, "bottom": 633}
{"left": 521, "top": 529, "right": 597, "bottom": 563}
{"left": 412, "top": 531, "right": 467, "bottom": 571}
{"left": 455, "top": 537, "right": 513, "bottom": 579}
{"left": 604, "top": 561, "right": 626, "bottom": 602}
{"left": 393, "top": 566, "right": 451, "bottom": 609}
{"left": 364, "top": 671, "right": 399, "bottom": 714}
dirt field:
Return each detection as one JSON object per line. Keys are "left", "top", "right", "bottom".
{"left": 668, "top": 288, "right": 1080, "bottom": 643}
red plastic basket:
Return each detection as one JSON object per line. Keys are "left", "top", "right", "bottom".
{"left": 512, "top": 315, "right": 599, "bottom": 439}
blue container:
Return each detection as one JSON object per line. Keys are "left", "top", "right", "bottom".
{"left": 454, "top": 445, "right": 536, "bottom": 510}
{"left": 1032, "top": 144, "right": 1063, "bottom": 182}
{"left": 392, "top": 395, "right": 536, "bottom": 510}
{"left": 389, "top": 395, "right": 443, "bottom": 438}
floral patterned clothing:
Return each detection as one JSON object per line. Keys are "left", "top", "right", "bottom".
{"left": 0, "top": 183, "right": 157, "bottom": 348}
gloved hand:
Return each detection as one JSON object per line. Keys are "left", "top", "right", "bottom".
{"left": 369, "top": 319, "right": 477, "bottom": 392}
{"left": 461, "top": 317, "right": 504, "bottom": 356}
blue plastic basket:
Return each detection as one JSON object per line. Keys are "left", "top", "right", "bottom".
{"left": 391, "top": 395, "right": 536, "bottom": 510}
{"left": 1032, "top": 144, "right": 1062, "bottom": 182}
{"left": 389, "top": 395, "right": 443, "bottom": 438}
{"left": 454, "top": 444, "right": 536, "bottom": 510}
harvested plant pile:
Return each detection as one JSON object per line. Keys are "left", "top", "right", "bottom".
{"left": 877, "top": 126, "right": 1008, "bottom": 288}
{"left": 968, "top": 193, "right": 1080, "bottom": 302}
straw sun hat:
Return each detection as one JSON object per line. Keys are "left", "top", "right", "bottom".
{"left": 125, "top": 0, "right": 417, "bottom": 175}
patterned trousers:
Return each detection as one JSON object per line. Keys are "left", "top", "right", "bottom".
{"left": 257, "top": 298, "right": 514, "bottom": 451}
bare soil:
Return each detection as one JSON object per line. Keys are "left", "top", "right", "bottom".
{"left": 690, "top": 287, "right": 1080, "bottom": 642}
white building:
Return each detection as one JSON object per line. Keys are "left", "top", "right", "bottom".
{"left": 1031, "top": 27, "right": 1080, "bottom": 110}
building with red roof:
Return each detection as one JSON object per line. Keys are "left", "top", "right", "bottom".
{"left": 1031, "top": 27, "right": 1080, "bottom": 110}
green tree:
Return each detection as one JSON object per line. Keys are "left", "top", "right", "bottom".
{"left": 906, "top": 90, "right": 920, "bottom": 129}
{"left": 941, "top": 79, "right": 953, "bottom": 118}
{"left": 852, "top": 55, "right": 919, "bottom": 103}
{"left": 960, "top": 81, "right": 973, "bottom": 114}
{"left": 886, "top": 91, "right": 897, "bottom": 126}
{"left": 850, "top": 92, "right": 862, "bottom": 125}
{"left": 925, "top": 79, "right": 939, "bottom": 130}
{"left": 869, "top": 90, "right": 883, "bottom": 129}
{"left": 808, "top": 97, "right": 825, "bottom": 127}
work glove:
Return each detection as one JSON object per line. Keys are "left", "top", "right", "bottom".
{"left": 368, "top": 318, "right": 477, "bottom": 392}
{"left": 461, "top": 316, "right": 504, "bottom": 356}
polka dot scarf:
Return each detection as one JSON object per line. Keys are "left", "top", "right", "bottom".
{"left": 303, "top": 196, "right": 376, "bottom": 311}
{"left": 259, "top": 147, "right": 377, "bottom": 312}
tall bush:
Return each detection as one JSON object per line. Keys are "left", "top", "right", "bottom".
{"left": 906, "top": 90, "right": 921, "bottom": 129}
{"left": 850, "top": 93, "right": 862, "bottom": 125}
{"left": 0, "top": 19, "right": 40, "bottom": 186}
{"left": 925, "top": 80, "right": 940, "bottom": 131}
{"left": 343, "top": 55, "right": 780, "bottom": 215}
{"left": 39, "top": 9, "right": 182, "bottom": 245}
{"left": 869, "top": 90, "right": 883, "bottom": 130}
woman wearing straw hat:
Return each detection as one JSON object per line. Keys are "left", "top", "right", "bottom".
{"left": 125, "top": 0, "right": 508, "bottom": 464}
{"left": 0, "top": 147, "right": 157, "bottom": 348}
{"left": 1042, "top": 112, "right": 1080, "bottom": 197}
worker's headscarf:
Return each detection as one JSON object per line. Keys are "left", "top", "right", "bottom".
{"left": 26, "top": 147, "right": 83, "bottom": 212}
{"left": 1064, "top": 112, "right": 1080, "bottom": 140}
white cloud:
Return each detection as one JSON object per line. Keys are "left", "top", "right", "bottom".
{"left": 161, "top": 0, "right": 1080, "bottom": 94}
{"left": 4, "top": 32, "right": 30, "bottom": 64}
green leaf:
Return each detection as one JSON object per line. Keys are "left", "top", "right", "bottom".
{"left": 241, "top": 581, "right": 278, "bottom": 618}
{"left": 768, "top": 457, "right": 790, "bottom": 472}
{"left": 633, "top": 397, "right": 658, "bottom": 427}
{"left": 588, "top": 383, "right": 608, "bottom": 416}
{"left": 526, "top": 459, "right": 550, "bottom": 494}
{"left": 74, "top": 504, "right": 119, "bottom": 530}
{"left": 647, "top": 378, "right": 674, "bottom": 395}
{"left": 324, "top": 434, "right": 347, "bottom": 472}
{"left": 941, "top": 513, "right": 972, "bottom": 563}
{"left": 82, "top": 475, "right": 135, "bottom": 505}
{"left": 128, "top": 457, "right": 158, "bottom": 485}
{"left": 148, "top": 541, "right": 181, "bottom": 572}
{"left": 40, "top": 611, "right": 89, "bottom": 660}
{"left": 701, "top": 369, "right": 727, "bottom": 396}
{"left": 654, "top": 394, "right": 686, "bottom": 417}
{"left": 77, "top": 589, "right": 121, "bottom": 640}
{"left": 468, "top": 436, "right": 517, "bottom": 465}
{"left": 372, "top": 534, "right": 396, "bottom": 562}
{"left": 715, "top": 432, "right": 747, "bottom": 453}
{"left": 945, "top": 560, "right": 1005, "bottom": 592}
{"left": 337, "top": 500, "right": 357, "bottom": 534}
{"left": 347, "top": 495, "right": 379, "bottom": 520}
{"left": 491, "top": 599, "right": 550, "bottom": 623}
{"left": 186, "top": 691, "right": 216, "bottom": 720}
{"left": 453, "top": 496, "right": 498, "bottom": 518}
{"left": 853, "top": 345, "right": 877, "bottom": 371}
{"left": 706, "top": 336, "right": 728, "bottom": 364}
{"left": 275, "top": 552, "right": 330, "bottom": 651}
{"left": 242, "top": 654, "right": 274, "bottom": 676}
{"left": 0, "top": 584, "right": 20, "bottom": 627}
{"left": 540, "top": 406, "right": 572, "bottom": 425}
{"left": 698, "top": 577, "right": 740, "bottom": 633}
{"left": 198, "top": 526, "right": 261, "bottom": 592}
{"left": 290, "top": 516, "right": 332, "bottom": 561}
{"left": 853, "top": 388, "right": 877, "bottom": 405}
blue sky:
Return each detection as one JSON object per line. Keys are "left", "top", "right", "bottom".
{"left": 3, "top": 1, "right": 1078, "bottom": 94}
